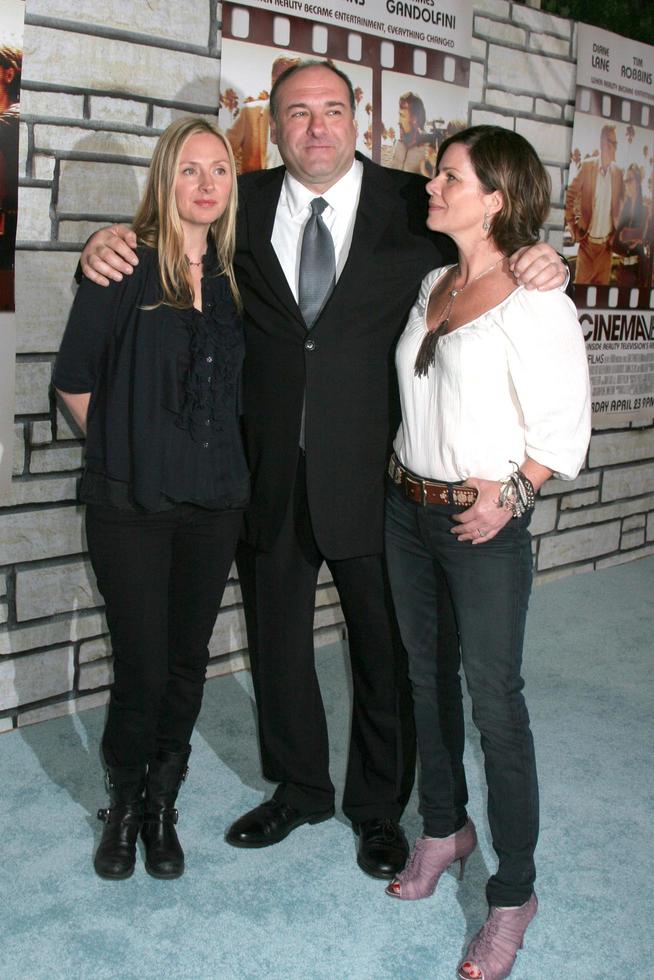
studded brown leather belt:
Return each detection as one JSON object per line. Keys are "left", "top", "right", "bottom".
{"left": 388, "top": 453, "right": 478, "bottom": 508}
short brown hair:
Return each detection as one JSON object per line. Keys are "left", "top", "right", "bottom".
{"left": 436, "top": 125, "right": 551, "bottom": 255}
{"left": 269, "top": 60, "right": 356, "bottom": 122}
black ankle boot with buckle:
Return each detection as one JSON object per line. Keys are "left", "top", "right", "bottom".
{"left": 141, "top": 746, "right": 191, "bottom": 879}
{"left": 94, "top": 765, "right": 146, "bottom": 880}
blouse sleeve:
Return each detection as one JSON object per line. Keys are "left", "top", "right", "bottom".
{"left": 415, "top": 265, "right": 452, "bottom": 314}
{"left": 53, "top": 273, "right": 130, "bottom": 393}
{"left": 499, "top": 288, "right": 591, "bottom": 480}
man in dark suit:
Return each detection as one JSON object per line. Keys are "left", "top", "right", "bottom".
{"left": 228, "top": 63, "right": 451, "bottom": 878}
{"left": 81, "top": 61, "right": 567, "bottom": 879}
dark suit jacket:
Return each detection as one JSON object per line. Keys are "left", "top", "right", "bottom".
{"left": 235, "top": 154, "right": 455, "bottom": 559}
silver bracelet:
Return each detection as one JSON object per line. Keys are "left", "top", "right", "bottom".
{"left": 497, "top": 462, "right": 536, "bottom": 518}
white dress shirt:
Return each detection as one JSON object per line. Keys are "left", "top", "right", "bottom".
{"left": 393, "top": 266, "right": 591, "bottom": 483}
{"left": 588, "top": 164, "right": 615, "bottom": 238}
{"left": 271, "top": 160, "right": 363, "bottom": 299}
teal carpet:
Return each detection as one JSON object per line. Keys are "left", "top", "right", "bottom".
{"left": 1, "top": 558, "right": 652, "bottom": 979}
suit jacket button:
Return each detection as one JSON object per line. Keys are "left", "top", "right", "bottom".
{"left": 304, "top": 338, "right": 316, "bottom": 351}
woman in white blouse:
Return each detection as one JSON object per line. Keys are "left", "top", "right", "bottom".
{"left": 384, "top": 126, "right": 591, "bottom": 980}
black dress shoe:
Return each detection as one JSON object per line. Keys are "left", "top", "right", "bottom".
{"left": 225, "top": 798, "right": 334, "bottom": 848}
{"left": 355, "top": 818, "right": 409, "bottom": 879}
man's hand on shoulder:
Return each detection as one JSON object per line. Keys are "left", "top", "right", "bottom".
{"left": 81, "top": 224, "right": 139, "bottom": 287}
{"left": 508, "top": 242, "right": 568, "bottom": 291}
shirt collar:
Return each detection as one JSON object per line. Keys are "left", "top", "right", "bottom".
{"left": 281, "top": 159, "right": 363, "bottom": 218}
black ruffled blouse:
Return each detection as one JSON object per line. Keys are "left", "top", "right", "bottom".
{"left": 54, "top": 245, "right": 249, "bottom": 512}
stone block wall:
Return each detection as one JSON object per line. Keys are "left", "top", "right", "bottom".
{"left": 1, "top": 0, "right": 652, "bottom": 730}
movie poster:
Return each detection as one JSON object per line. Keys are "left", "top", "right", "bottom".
{"left": 218, "top": 0, "right": 472, "bottom": 177}
{"left": 0, "top": 0, "right": 24, "bottom": 312}
{"left": 564, "top": 24, "right": 654, "bottom": 423}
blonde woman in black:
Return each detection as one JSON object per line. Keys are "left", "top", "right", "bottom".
{"left": 55, "top": 118, "right": 248, "bottom": 880}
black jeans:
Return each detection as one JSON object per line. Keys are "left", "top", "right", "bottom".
{"left": 384, "top": 481, "right": 538, "bottom": 906}
{"left": 85, "top": 502, "right": 243, "bottom": 768}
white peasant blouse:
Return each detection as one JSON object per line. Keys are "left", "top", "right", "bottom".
{"left": 393, "top": 266, "right": 591, "bottom": 483}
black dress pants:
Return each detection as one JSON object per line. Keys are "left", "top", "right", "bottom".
{"left": 86, "top": 502, "right": 243, "bottom": 768}
{"left": 238, "top": 457, "right": 415, "bottom": 823}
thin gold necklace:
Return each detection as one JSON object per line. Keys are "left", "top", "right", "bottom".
{"left": 186, "top": 254, "right": 206, "bottom": 267}
{"left": 414, "top": 257, "right": 505, "bottom": 378}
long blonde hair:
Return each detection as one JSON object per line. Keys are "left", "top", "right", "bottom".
{"left": 132, "top": 117, "right": 240, "bottom": 309}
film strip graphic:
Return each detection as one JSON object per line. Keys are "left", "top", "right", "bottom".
{"left": 575, "top": 86, "right": 654, "bottom": 131}
{"left": 571, "top": 86, "right": 654, "bottom": 311}
{"left": 222, "top": 3, "right": 469, "bottom": 163}
{"left": 574, "top": 282, "right": 654, "bottom": 312}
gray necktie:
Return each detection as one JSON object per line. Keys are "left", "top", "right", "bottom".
{"left": 298, "top": 197, "right": 335, "bottom": 328}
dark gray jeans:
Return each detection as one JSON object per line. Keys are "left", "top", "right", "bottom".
{"left": 385, "top": 480, "right": 538, "bottom": 906}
